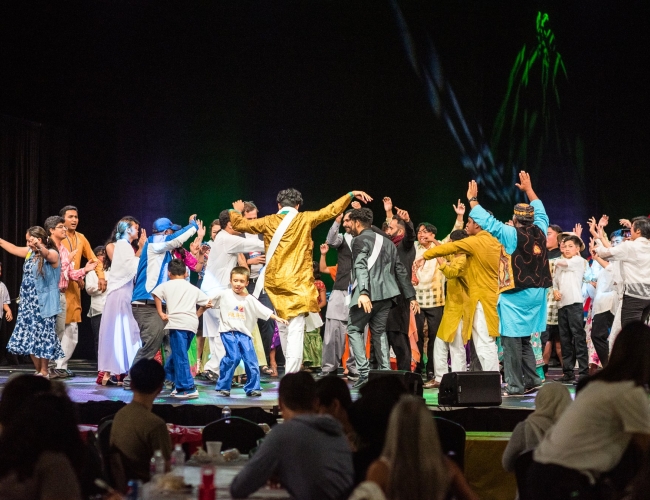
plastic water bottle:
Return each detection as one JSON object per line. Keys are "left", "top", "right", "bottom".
{"left": 149, "top": 449, "right": 165, "bottom": 478}
{"left": 170, "top": 443, "right": 185, "bottom": 470}
{"left": 222, "top": 405, "right": 231, "bottom": 421}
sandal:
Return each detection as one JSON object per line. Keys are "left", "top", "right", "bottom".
{"left": 261, "top": 366, "right": 273, "bottom": 376}
{"left": 269, "top": 364, "right": 278, "bottom": 378}
{"left": 101, "top": 372, "right": 112, "bottom": 386}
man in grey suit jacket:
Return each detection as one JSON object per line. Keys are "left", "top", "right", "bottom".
{"left": 346, "top": 208, "right": 420, "bottom": 388}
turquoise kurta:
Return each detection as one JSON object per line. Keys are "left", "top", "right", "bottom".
{"left": 469, "top": 199, "right": 549, "bottom": 338}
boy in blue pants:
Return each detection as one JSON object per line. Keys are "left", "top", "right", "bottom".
{"left": 211, "top": 266, "right": 288, "bottom": 397}
{"left": 153, "top": 259, "right": 211, "bottom": 399}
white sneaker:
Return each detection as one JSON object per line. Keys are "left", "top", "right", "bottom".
{"left": 173, "top": 389, "right": 199, "bottom": 399}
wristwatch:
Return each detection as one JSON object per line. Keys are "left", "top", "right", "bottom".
{"left": 468, "top": 197, "right": 478, "bottom": 202}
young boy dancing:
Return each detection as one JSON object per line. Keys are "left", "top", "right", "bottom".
{"left": 211, "top": 266, "right": 288, "bottom": 397}
{"left": 553, "top": 234, "right": 590, "bottom": 383}
{"left": 153, "top": 259, "right": 211, "bottom": 399}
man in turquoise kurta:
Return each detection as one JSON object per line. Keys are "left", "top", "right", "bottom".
{"left": 466, "top": 171, "right": 552, "bottom": 396}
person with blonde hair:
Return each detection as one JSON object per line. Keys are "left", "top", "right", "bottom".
{"left": 360, "top": 395, "right": 478, "bottom": 500}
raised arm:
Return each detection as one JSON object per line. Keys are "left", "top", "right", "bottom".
{"left": 439, "top": 200, "right": 466, "bottom": 244}
{"left": 0, "top": 237, "right": 30, "bottom": 259}
{"left": 319, "top": 244, "right": 331, "bottom": 274}
{"left": 469, "top": 204, "right": 517, "bottom": 254}
{"left": 230, "top": 203, "right": 268, "bottom": 234}
{"left": 383, "top": 197, "right": 395, "bottom": 224}
{"left": 309, "top": 192, "right": 361, "bottom": 228}
{"left": 423, "top": 238, "right": 473, "bottom": 261}
{"left": 595, "top": 241, "right": 630, "bottom": 261}
{"left": 396, "top": 207, "right": 416, "bottom": 250}
{"left": 326, "top": 216, "right": 344, "bottom": 248}
{"left": 149, "top": 218, "right": 199, "bottom": 254}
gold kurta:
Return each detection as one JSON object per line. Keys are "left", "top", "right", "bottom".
{"left": 422, "top": 230, "right": 502, "bottom": 339}
{"left": 436, "top": 254, "right": 472, "bottom": 343}
{"left": 61, "top": 231, "right": 104, "bottom": 324}
{"left": 230, "top": 194, "right": 352, "bottom": 319}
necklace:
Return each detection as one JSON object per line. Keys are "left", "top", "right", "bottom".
{"left": 65, "top": 232, "right": 78, "bottom": 251}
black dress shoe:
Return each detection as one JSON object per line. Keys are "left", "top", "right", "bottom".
{"left": 554, "top": 373, "right": 576, "bottom": 383}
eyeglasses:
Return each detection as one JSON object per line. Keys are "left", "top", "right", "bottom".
{"left": 55, "top": 225, "right": 67, "bottom": 230}
{"left": 417, "top": 230, "right": 432, "bottom": 234}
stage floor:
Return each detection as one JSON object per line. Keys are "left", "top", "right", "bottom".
{"left": 0, "top": 361, "right": 575, "bottom": 413}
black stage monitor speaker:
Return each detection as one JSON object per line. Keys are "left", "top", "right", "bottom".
{"left": 368, "top": 370, "right": 423, "bottom": 397}
{"left": 438, "top": 371, "right": 502, "bottom": 407}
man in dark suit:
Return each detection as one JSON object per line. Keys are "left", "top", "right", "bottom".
{"left": 346, "top": 208, "right": 420, "bottom": 388}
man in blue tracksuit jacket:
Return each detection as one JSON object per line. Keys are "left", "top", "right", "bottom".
{"left": 122, "top": 215, "right": 198, "bottom": 389}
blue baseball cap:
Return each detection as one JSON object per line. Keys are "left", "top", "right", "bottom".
{"left": 152, "top": 218, "right": 182, "bottom": 233}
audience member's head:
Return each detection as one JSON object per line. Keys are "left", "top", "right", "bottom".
{"left": 279, "top": 372, "right": 317, "bottom": 419}
{"left": 0, "top": 374, "right": 52, "bottom": 431}
{"left": 316, "top": 376, "right": 352, "bottom": 424}
{"left": 382, "top": 395, "right": 449, "bottom": 500}
{"left": 525, "top": 383, "right": 572, "bottom": 442}
{"left": 579, "top": 322, "right": 650, "bottom": 392}
{"left": 129, "top": 359, "right": 166, "bottom": 396}
{"left": 0, "top": 390, "right": 85, "bottom": 484}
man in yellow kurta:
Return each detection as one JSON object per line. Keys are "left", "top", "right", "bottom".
{"left": 415, "top": 215, "right": 501, "bottom": 372}
{"left": 58, "top": 205, "right": 105, "bottom": 375}
{"left": 230, "top": 188, "right": 371, "bottom": 373}
{"left": 424, "top": 230, "right": 472, "bottom": 388}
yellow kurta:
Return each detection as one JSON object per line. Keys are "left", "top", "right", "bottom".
{"left": 436, "top": 254, "right": 472, "bottom": 343}
{"left": 61, "top": 231, "right": 104, "bottom": 324}
{"left": 422, "top": 230, "right": 502, "bottom": 339}
{"left": 230, "top": 194, "right": 352, "bottom": 319}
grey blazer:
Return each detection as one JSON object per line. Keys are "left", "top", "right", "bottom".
{"left": 349, "top": 228, "right": 416, "bottom": 307}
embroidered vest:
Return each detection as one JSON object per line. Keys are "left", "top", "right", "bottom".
{"left": 333, "top": 238, "right": 352, "bottom": 291}
{"left": 508, "top": 225, "right": 553, "bottom": 290}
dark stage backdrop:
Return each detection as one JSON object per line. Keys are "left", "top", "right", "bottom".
{"left": 1, "top": 1, "right": 648, "bottom": 361}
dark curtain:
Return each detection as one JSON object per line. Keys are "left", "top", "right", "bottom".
{"left": 0, "top": 113, "right": 70, "bottom": 363}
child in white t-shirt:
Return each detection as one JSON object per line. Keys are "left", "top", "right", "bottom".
{"left": 153, "top": 259, "right": 211, "bottom": 399}
{"left": 211, "top": 266, "right": 288, "bottom": 397}
{"left": 553, "top": 235, "right": 590, "bottom": 382}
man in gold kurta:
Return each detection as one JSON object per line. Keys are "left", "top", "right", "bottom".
{"left": 58, "top": 205, "right": 105, "bottom": 375}
{"left": 425, "top": 230, "right": 472, "bottom": 388}
{"left": 415, "top": 215, "right": 501, "bottom": 372}
{"left": 230, "top": 188, "right": 372, "bottom": 373}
